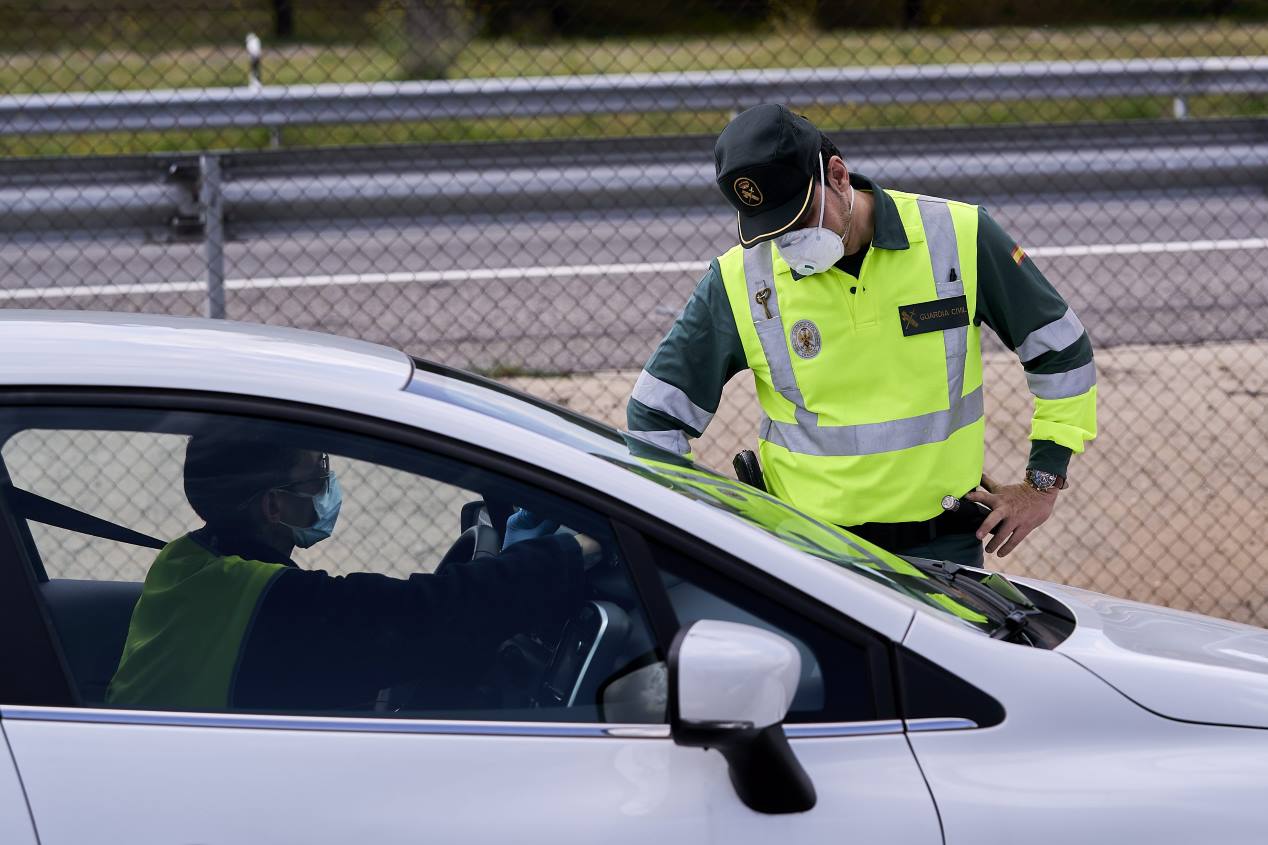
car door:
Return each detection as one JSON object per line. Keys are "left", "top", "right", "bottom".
{"left": 621, "top": 527, "right": 946, "bottom": 843}
{"left": 0, "top": 391, "right": 940, "bottom": 844}
{"left": 0, "top": 728, "right": 37, "bottom": 845}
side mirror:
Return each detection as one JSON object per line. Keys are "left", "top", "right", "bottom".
{"left": 669, "top": 619, "right": 816, "bottom": 814}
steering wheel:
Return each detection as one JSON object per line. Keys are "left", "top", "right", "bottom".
{"left": 434, "top": 524, "right": 501, "bottom": 575}
{"left": 536, "top": 600, "right": 631, "bottom": 710}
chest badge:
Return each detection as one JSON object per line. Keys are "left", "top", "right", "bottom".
{"left": 898, "top": 295, "right": 970, "bottom": 336}
{"left": 790, "top": 320, "right": 822, "bottom": 359}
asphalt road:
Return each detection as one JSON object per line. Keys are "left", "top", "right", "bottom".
{"left": 2, "top": 187, "right": 1266, "bottom": 372}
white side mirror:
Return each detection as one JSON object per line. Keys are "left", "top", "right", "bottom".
{"left": 669, "top": 620, "right": 816, "bottom": 814}
{"left": 675, "top": 619, "right": 800, "bottom": 728}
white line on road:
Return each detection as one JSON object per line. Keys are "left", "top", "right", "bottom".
{"left": 3, "top": 238, "right": 1266, "bottom": 302}
{"left": 1027, "top": 238, "right": 1268, "bottom": 258}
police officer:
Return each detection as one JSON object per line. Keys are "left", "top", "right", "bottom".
{"left": 627, "top": 104, "right": 1097, "bottom": 565}
{"left": 108, "top": 431, "right": 592, "bottom": 712}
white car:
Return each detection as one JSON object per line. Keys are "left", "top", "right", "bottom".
{"left": 0, "top": 310, "right": 1265, "bottom": 845}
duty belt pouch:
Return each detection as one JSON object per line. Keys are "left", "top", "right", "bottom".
{"left": 733, "top": 450, "right": 766, "bottom": 492}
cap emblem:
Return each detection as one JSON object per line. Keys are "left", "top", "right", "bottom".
{"left": 733, "top": 177, "right": 764, "bottom": 207}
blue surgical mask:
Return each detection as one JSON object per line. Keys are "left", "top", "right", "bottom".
{"left": 280, "top": 472, "right": 342, "bottom": 549}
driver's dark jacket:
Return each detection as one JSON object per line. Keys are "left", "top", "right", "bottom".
{"left": 107, "top": 527, "right": 585, "bottom": 712}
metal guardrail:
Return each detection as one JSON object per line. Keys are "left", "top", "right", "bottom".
{"left": 4, "top": 118, "right": 1264, "bottom": 319}
{"left": 3, "top": 57, "right": 1267, "bottom": 136}
{"left": 3, "top": 119, "right": 1264, "bottom": 240}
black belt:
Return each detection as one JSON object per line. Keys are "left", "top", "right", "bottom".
{"left": 842, "top": 496, "right": 986, "bottom": 552}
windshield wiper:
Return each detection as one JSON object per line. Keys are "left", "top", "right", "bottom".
{"left": 986, "top": 608, "right": 1038, "bottom": 640}
{"left": 903, "top": 558, "right": 1041, "bottom": 642}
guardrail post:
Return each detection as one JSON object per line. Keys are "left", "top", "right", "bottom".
{"left": 199, "top": 154, "right": 226, "bottom": 319}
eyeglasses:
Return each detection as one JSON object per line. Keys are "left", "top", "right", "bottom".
{"left": 272, "top": 471, "right": 334, "bottom": 500}
{"left": 239, "top": 453, "right": 333, "bottom": 503}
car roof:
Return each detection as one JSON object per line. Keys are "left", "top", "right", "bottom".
{"left": 0, "top": 310, "right": 413, "bottom": 395}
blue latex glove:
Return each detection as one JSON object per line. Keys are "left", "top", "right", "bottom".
{"left": 502, "top": 509, "right": 560, "bottom": 550}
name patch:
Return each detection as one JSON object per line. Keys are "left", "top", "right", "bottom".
{"left": 898, "top": 295, "right": 970, "bottom": 336}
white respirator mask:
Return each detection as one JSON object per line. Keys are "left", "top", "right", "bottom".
{"left": 774, "top": 155, "right": 853, "bottom": 277}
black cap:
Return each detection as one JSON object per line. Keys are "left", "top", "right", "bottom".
{"left": 714, "top": 104, "right": 821, "bottom": 247}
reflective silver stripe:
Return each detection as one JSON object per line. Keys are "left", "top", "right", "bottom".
{"left": 631, "top": 370, "right": 713, "bottom": 433}
{"left": 743, "top": 242, "right": 818, "bottom": 428}
{"left": 1015, "top": 308, "right": 1086, "bottom": 362}
{"left": 762, "top": 385, "right": 984, "bottom": 457}
{"left": 1025, "top": 361, "right": 1098, "bottom": 400}
{"left": 785, "top": 719, "right": 905, "bottom": 738}
{"left": 917, "top": 196, "right": 967, "bottom": 409}
{"left": 0, "top": 705, "right": 666, "bottom": 738}
{"left": 625, "top": 428, "right": 691, "bottom": 455}
{"left": 904, "top": 717, "right": 979, "bottom": 732}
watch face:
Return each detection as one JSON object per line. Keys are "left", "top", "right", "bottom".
{"left": 941, "top": 495, "right": 959, "bottom": 511}
{"left": 1027, "top": 470, "right": 1057, "bottom": 490}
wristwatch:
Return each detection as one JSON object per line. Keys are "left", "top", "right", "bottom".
{"left": 1024, "top": 468, "right": 1067, "bottom": 493}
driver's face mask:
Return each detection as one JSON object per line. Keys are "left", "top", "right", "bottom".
{"left": 277, "top": 471, "right": 343, "bottom": 549}
{"left": 774, "top": 155, "right": 854, "bottom": 277}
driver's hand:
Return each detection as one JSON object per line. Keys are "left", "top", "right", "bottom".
{"left": 502, "top": 509, "right": 560, "bottom": 550}
{"left": 573, "top": 533, "right": 604, "bottom": 569}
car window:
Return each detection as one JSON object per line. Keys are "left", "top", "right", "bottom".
{"left": 402, "top": 366, "right": 991, "bottom": 635}
{"left": 643, "top": 536, "right": 888, "bottom": 724}
{"left": 4, "top": 428, "right": 193, "bottom": 581}
{"left": 0, "top": 406, "right": 659, "bottom": 723}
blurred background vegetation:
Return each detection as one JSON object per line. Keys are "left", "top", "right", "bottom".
{"left": 3, "top": 0, "right": 1265, "bottom": 156}
{"left": 3, "top": 0, "right": 1266, "bottom": 55}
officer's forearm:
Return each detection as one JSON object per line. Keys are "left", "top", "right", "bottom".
{"left": 1027, "top": 439, "right": 1073, "bottom": 477}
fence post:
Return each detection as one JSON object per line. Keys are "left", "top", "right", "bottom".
{"left": 199, "top": 154, "right": 226, "bottom": 319}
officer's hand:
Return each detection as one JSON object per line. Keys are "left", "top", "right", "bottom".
{"left": 502, "top": 509, "right": 560, "bottom": 550}
{"left": 965, "top": 481, "right": 1058, "bottom": 558}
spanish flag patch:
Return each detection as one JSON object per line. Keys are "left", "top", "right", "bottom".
{"left": 1011, "top": 244, "right": 1027, "bottom": 265}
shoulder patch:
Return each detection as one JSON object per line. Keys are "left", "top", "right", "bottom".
{"left": 1011, "top": 244, "right": 1027, "bottom": 265}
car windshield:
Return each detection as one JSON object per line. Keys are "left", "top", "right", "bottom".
{"left": 406, "top": 360, "right": 998, "bottom": 633}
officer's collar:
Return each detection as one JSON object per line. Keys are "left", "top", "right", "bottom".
{"left": 849, "top": 172, "right": 909, "bottom": 251}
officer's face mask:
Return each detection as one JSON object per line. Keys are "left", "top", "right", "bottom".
{"left": 275, "top": 470, "right": 342, "bottom": 549}
{"left": 774, "top": 155, "right": 854, "bottom": 277}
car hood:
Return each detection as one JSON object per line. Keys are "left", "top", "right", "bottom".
{"left": 1020, "top": 578, "right": 1268, "bottom": 729}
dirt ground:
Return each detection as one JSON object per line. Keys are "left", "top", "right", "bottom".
{"left": 507, "top": 340, "right": 1268, "bottom": 626}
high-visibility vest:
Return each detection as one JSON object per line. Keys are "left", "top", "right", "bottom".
{"left": 717, "top": 191, "right": 984, "bottom": 527}
{"left": 107, "top": 534, "right": 285, "bottom": 710}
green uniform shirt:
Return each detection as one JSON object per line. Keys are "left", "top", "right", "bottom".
{"left": 628, "top": 173, "right": 1096, "bottom": 478}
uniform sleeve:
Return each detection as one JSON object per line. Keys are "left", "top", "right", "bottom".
{"left": 232, "top": 535, "right": 585, "bottom": 710}
{"left": 625, "top": 261, "right": 748, "bottom": 456}
{"left": 975, "top": 208, "right": 1097, "bottom": 477}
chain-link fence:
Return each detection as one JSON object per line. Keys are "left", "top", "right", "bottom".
{"left": 1, "top": 1, "right": 1266, "bottom": 621}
